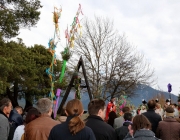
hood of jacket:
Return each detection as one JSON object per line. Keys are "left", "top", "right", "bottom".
{"left": 134, "top": 129, "right": 156, "bottom": 138}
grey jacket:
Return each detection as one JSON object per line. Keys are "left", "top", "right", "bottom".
{"left": 114, "top": 116, "right": 124, "bottom": 129}
{"left": 124, "top": 129, "right": 159, "bottom": 140}
{"left": 0, "top": 111, "right": 10, "bottom": 140}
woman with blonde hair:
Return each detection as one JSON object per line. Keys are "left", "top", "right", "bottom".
{"left": 124, "top": 114, "right": 158, "bottom": 140}
{"left": 155, "top": 103, "right": 164, "bottom": 119}
{"left": 48, "top": 99, "right": 96, "bottom": 140}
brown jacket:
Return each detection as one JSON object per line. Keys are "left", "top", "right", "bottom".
{"left": 24, "top": 114, "right": 60, "bottom": 140}
{"left": 156, "top": 117, "right": 180, "bottom": 140}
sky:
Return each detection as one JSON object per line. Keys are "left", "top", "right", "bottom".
{"left": 14, "top": 0, "right": 180, "bottom": 96}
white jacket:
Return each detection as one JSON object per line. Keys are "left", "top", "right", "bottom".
{"left": 13, "top": 125, "right": 25, "bottom": 140}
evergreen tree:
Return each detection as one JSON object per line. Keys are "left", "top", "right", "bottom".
{"left": 0, "top": 0, "right": 42, "bottom": 38}
{"left": 0, "top": 37, "right": 66, "bottom": 107}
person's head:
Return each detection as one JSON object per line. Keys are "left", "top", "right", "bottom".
{"left": 165, "top": 106, "right": 174, "bottom": 117}
{"left": 108, "top": 111, "right": 117, "bottom": 120}
{"left": 65, "top": 99, "right": 84, "bottom": 135}
{"left": 166, "top": 99, "right": 170, "bottom": 105}
{"left": 171, "top": 103, "right": 177, "bottom": 109}
{"left": 88, "top": 99, "right": 106, "bottom": 120}
{"left": 178, "top": 99, "right": 180, "bottom": 105}
{"left": 155, "top": 103, "right": 161, "bottom": 109}
{"left": 141, "top": 105, "right": 146, "bottom": 110}
{"left": 25, "top": 108, "right": 40, "bottom": 124}
{"left": 0, "top": 98, "right": 12, "bottom": 117}
{"left": 124, "top": 112, "right": 133, "bottom": 121}
{"left": 110, "top": 97, "right": 116, "bottom": 103}
{"left": 155, "top": 98, "right": 159, "bottom": 103}
{"left": 142, "top": 99, "right": 147, "bottom": 105}
{"left": 107, "top": 111, "right": 117, "bottom": 127}
{"left": 15, "top": 106, "right": 23, "bottom": 115}
{"left": 36, "top": 98, "right": 53, "bottom": 116}
{"left": 122, "top": 106, "right": 130, "bottom": 114}
{"left": 61, "top": 107, "right": 67, "bottom": 116}
{"left": 132, "top": 114, "right": 151, "bottom": 133}
{"left": 147, "top": 100, "right": 156, "bottom": 109}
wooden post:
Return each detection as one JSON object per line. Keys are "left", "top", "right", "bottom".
{"left": 57, "top": 56, "right": 93, "bottom": 114}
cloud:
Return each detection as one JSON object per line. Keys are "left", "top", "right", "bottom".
{"left": 14, "top": 0, "right": 180, "bottom": 96}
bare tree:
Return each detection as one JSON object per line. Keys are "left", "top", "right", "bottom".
{"left": 70, "top": 16, "right": 155, "bottom": 100}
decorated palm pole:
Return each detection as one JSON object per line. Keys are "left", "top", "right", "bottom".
{"left": 45, "top": 7, "right": 62, "bottom": 118}
{"left": 59, "top": 4, "right": 83, "bottom": 100}
{"left": 167, "top": 83, "right": 172, "bottom": 104}
{"left": 46, "top": 4, "right": 83, "bottom": 118}
{"left": 46, "top": 7, "right": 62, "bottom": 100}
{"left": 59, "top": 4, "right": 83, "bottom": 84}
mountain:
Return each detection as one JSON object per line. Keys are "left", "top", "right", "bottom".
{"left": 17, "top": 85, "right": 178, "bottom": 110}
{"left": 129, "top": 84, "right": 178, "bottom": 107}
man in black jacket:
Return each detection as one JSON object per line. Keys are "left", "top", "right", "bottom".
{"left": 115, "top": 113, "right": 132, "bottom": 140}
{"left": 8, "top": 106, "right": 23, "bottom": 140}
{"left": 142, "top": 99, "right": 162, "bottom": 134}
{"left": 9, "top": 106, "right": 23, "bottom": 127}
{"left": 86, "top": 99, "right": 117, "bottom": 140}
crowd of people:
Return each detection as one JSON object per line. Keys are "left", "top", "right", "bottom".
{"left": 0, "top": 97, "right": 180, "bottom": 140}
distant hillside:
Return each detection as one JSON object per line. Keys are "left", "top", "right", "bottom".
{"left": 18, "top": 85, "right": 178, "bottom": 110}
{"left": 129, "top": 84, "right": 178, "bottom": 107}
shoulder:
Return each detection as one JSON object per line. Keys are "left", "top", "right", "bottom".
{"left": 81, "top": 126, "right": 96, "bottom": 139}
{"left": 115, "top": 127, "right": 121, "bottom": 132}
{"left": 115, "top": 116, "right": 123, "bottom": 121}
{"left": 104, "top": 122, "right": 115, "bottom": 131}
{"left": 0, "top": 114, "right": 7, "bottom": 120}
{"left": 16, "top": 125, "right": 25, "bottom": 130}
{"left": 50, "top": 119, "right": 60, "bottom": 125}
{"left": 107, "top": 102, "right": 112, "bottom": 106}
{"left": 50, "top": 123, "right": 63, "bottom": 131}
{"left": 84, "top": 126, "right": 94, "bottom": 132}
{"left": 0, "top": 114, "right": 9, "bottom": 123}
{"left": 115, "top": 116, "right": 120, "bottom": 119}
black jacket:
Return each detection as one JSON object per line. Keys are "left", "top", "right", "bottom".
{"left": 9, "top": 109, "right": 23, "bottom": 127}
{"left": 142, "top": 109, "right": 162, "bottom": 134}
{"left": 8, "top": 109, "right": 23, "bottom": 140}
{"left": 48, "top": 116, "right": 96, "bottom": 140}
{"left": 115, "top": 122, "right": 131, "bottom": 140}
{"left": 86, "top": 115, "right": 117, "bottom": 140}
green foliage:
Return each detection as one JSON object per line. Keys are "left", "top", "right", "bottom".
{"left": 0, "top": 37, "right": 67, "bottom": 105}
{"left": 61, "top": 47, "right": 71, "bottom": 61}
{"left": 116, "top": 95, "right": 135, "bottom": 116}
{"left": 73, "top": 72, "right": 81, "bottom": 99}
{"left": 0, "top": 0, "right": 42, "bottom": 38}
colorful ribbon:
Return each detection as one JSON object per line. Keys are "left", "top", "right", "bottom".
{"left": 46, "top": 7, "right": 61, "bottom": 101}
{"left": 54, "top": 89, "right": 61, "bottom": 118}
{"left": 59, "top": 4, "right": 83, "bottom": 83}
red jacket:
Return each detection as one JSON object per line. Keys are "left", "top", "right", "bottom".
{"left": 105, "top": 102, "right": 116, "bottom": 121}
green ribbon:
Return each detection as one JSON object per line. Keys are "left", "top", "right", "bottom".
{"left": 59, "top": 60, "right": 67, "bottom": 83}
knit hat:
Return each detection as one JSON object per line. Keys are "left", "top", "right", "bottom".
{"left": 155, "top": 98, "right": 159, "bottom": 103}
{"left": 166, "top": 99, "right": 170, "bottom": 103}
{"left": 142, "top": 99, "right": 147, "bottom": 104}
{"left": 165, "top": 106, "right": 174, "bottom": 117}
